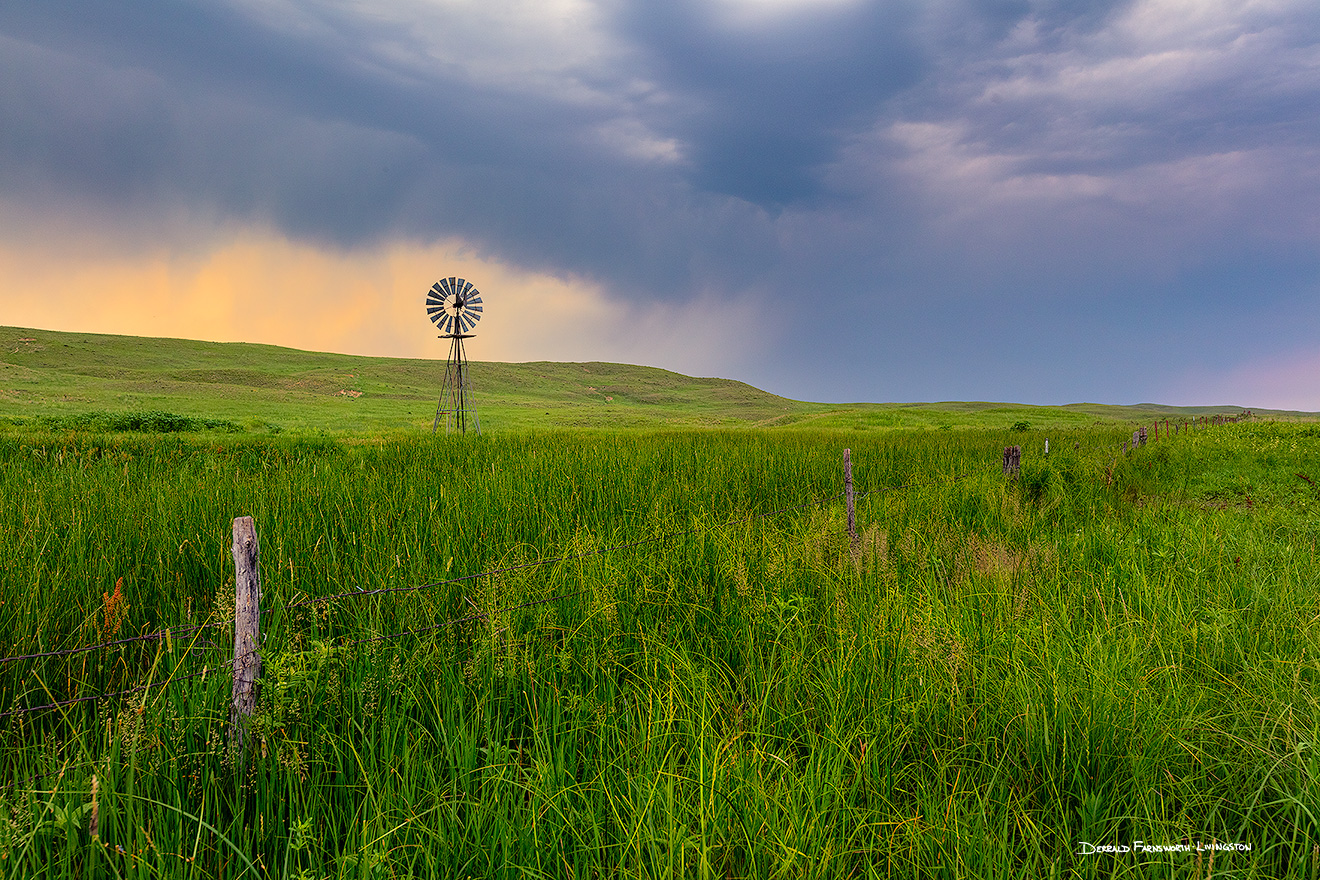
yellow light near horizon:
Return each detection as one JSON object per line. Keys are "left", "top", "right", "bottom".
{"left": 0, "top": 231, "right": 624, "bottom": 363}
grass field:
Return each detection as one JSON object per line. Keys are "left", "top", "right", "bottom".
{"left": 5, "top": 325, "right": 1310, "bottom": 435}
{"left": 2, "top": 413, "right": 1318, "bottom": 878}
{"left": 1, "top": 326, "right": 1317, "bottom": 877}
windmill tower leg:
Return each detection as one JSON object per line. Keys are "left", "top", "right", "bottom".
{"left": 433, "top": 333, "right": 479, "bottom": 435}
{"left": 455, "top": 344, "right": 467, "bottom": 434}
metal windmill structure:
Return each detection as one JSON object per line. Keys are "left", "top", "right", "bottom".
{"left": 426, "top": 276, "right": 484, "bottom": 434}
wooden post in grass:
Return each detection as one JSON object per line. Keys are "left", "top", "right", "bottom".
{"left": 1138, "top": 427, "right": 1147, "bottom": 447}
{"left": 1002, "top": 445, "right": 1020, "bottom": 478}
{"left": 843, "top": 448, "right": 857, "bottom": 545}
{"left": 230, "top": 516, "right": 262, "bottom": 755}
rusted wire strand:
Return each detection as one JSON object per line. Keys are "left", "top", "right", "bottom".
{"left": 2, "top": 468, "right": 984, "bottom": 671}
{"left": 855, "top": 471, "right": 973, "bottom": 501}
{"left": 335, "top": 588, "right": 593, "bottom": 649}
{"left": 0, "top": 664, "right": 216, "bottom": 720}
{"left": 278, "top": 488, "right": 849, "bottom": 612}
{"left": 1, "top": 620, "right": 221, "bottom": 666}
{"left": 1, "top": 583, "right": 596, "bottom": 720}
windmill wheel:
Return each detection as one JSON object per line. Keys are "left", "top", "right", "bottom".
{"left": 426, "top": 277, "right": 484, "bottom": 335}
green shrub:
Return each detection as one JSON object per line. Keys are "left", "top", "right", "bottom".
{"left": 36, "top": 410, "right": 242, "bottom": 433}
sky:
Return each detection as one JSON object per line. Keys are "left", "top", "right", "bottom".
{"left": 2, "top": 0, "right": 1319, "bottom": 409}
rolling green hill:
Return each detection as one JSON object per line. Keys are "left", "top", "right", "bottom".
{"left": 0, "top": 325, "right": 1309, "bottom": 434}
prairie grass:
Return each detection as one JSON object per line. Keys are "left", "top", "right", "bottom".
{"left": 0, "top": 422, "right": 1317, "bottom": 877}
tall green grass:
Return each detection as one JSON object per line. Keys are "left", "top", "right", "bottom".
{"left": 1, "top": 423, "right": 1316, "bottom": 877}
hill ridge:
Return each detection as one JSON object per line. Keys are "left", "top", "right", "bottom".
{"left": 2, "top": 325, "right": 1310, "bottom": 433}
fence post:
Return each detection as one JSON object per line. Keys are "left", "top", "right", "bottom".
{"left": 1138, "top": 427, "right": 1147, "bottom": 447}
{"left": 843, "top": 448, "right": 857, "bottom": 545}
{"left": 1002, "top": 445, "right": 1020, "bottom": 477}
{"left": 230, "top": 516, "right": 262, "bottom": 756}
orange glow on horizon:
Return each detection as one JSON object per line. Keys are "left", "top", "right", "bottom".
{"left": 0, "top": 225, "right": 764, "bottom": 378}
{"left": 0, "top": 232, "right": 632, "bottom": 364}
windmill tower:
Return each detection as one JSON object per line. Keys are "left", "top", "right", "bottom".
{"left": 426, "top": 277, "right": 484, "bottom": 434}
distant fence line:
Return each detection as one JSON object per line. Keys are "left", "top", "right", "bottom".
{"left": 1, "top": 411, "right": 1252, "bottom": 739}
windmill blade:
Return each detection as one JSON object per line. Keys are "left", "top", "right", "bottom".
{"left": 424, "top": 275, "right": 486, "bottom": 336}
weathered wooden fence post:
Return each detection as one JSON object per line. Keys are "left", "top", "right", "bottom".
{"left": 230, "top": 516, "right": 262, "bottom": 756}
{"left": 1002, "top": 445, "right": 1021, "bottom": 477}
{"left": 843, "top": 448, "right": 857, "bottom": 545}
{"left": 1138, "top": 427, "right": 1147, "bottom": 446}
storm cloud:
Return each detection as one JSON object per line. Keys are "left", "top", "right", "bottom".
{"left": 2, "top": 0, "right": 1319, "bottom": 405}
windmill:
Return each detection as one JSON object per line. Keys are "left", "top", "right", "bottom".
{"left": 426, "top": 276, "right": 484, "bottom": 434}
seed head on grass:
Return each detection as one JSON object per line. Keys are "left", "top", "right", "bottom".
{"left": 101, "top": 577, "right": 129, "bottom": 641}
{"left": 89, "top": 776, "right": 98, "bottom": 840}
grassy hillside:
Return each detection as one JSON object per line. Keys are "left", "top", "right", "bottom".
{"left": 1, "top": 326, "right": 1308, "bottom": 434}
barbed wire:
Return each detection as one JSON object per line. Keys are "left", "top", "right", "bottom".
{"left": 0, "top": 620, "right": 221, "bottom": 666}
{"left": 2, "top": 430, "right": 1231, "bottom": 672}
{"left": 1, "top": 522, "right": 865, "bottom": 718}
{"left": 276, "top": 488, "right": 851, "bottom": 612}
{"left": 275, "top": 471, "right": 985, "bottom": 614}
{"left": 0, "top": 470, "right": 987, "bottom": 672}
{"left": 0, "top": 583, "right": 600, "bottom": 720}
{"left": 333, "top": 588, "right": 594, "bottom": 650}
{"left": 855, "top": 471, "right": 973, "bottom": 501}
{"left": 0, "top": 423, "right": 1260, "bottom": 725}
{"left": 0, "top": 664, "right": 216, "bottom": 720}
{"left": 0, "top": 488, "right": 849, "bottom": 672}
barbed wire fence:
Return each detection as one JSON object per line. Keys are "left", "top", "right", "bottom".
{"left": 0, "top": 412, "right": 1251, "bottom": 750}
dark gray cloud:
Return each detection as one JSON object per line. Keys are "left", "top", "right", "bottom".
{"left": 0, "top": 0, "right": 790, "bottom": 296}
{"left": 2, "top": 0, "right": 1320, "bottom": 406}
{"left": 610, "top": 0, "right": 924, "bottom": 205}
